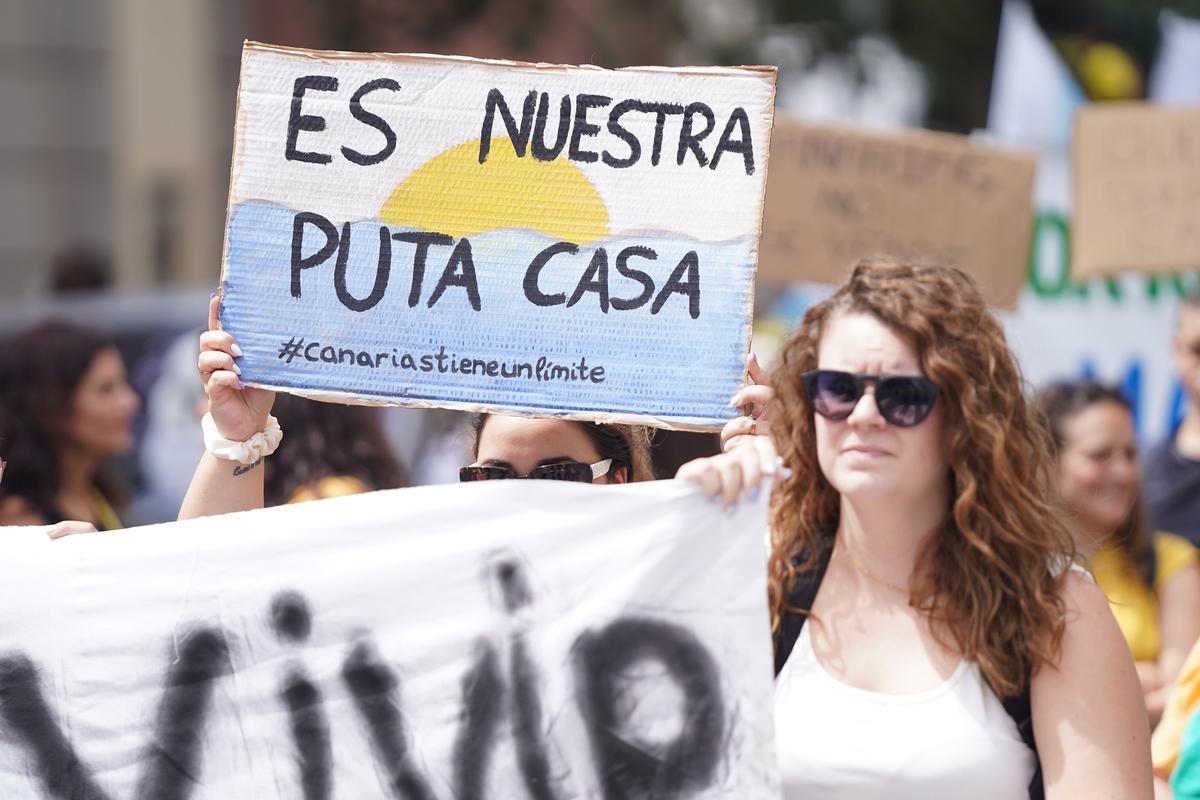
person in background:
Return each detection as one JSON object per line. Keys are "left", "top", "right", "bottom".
{"left": 264, "top": 392, "right": 409, "bottom": 505}
{"left": 680, "top": 258, "right": 1152, "bottom": 798}
{"left": 1035, "top": 380, "right": 1200, "bottom": 726}
{"left": 462, "top": 412, "right": 654, "bottom": 486}
{"left": 1144, "top": 286, "right": 1200, "bottom": 547}
{"left": 0, "top": 454, "right": 95, "bottom": 537}
{"left": 0, "top": 321, "right": 140, "bottom": 529}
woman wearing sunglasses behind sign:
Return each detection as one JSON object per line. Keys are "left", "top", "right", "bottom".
{"left": 178, "top": 295, "right": 654, "bottom": 520}
{"left": 679, "top": 258, "right": 1151, "bottom": 799}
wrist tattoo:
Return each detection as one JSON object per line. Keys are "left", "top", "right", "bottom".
{"left": 232, "top": 457, "right": 263, "bottom": 477}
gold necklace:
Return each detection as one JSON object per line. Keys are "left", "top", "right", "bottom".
{"left": 839, "top": 536, "right": 911, "bottom": 595}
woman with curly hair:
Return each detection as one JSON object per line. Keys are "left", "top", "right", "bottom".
{"left": 178, "top": 296, "right": 653, "bottom": 520}
{"left": 680, "top": 257, "right": 1151, "bottom": 798}
{"left": 1034, "top": 380, "right": 1200, "bottom": 726}
{"left": 0, "top": 320, "right": 140, "bottom": 529}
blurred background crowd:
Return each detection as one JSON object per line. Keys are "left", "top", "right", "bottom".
{"left": 4, "top": 0, "right": 1200, "bottom": 792}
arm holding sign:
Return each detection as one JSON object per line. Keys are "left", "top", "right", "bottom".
{"left": 179, "top": 295, "right": 277, "bottom": 520}
{"left": 677, "top": 354, "right": 782, "bottom": 510}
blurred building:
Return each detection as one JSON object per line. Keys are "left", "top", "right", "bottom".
{"left": 0, "top": 0, "right": 694, "bottom": 302}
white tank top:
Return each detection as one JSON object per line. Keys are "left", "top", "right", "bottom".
{"left": 774, "top": 623, "right": 1036, "bottom": 799}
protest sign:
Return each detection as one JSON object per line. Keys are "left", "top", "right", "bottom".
{"left": 219, "top": 42, "right": 777, "bottom": 431}
{"left": 1072, "top": 102, "right": 1200, "bottom": 279}
{"left": 0, "top": 480, "right": 779, "bottom": 799}
{"left": 757, "top": 120, "right": 1037, "bottom": 308}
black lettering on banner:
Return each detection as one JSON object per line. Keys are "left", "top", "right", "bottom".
{"left": 531, "top": 93, "right": 572, "bottom": 161}
{"left": 341, "top": 78, "right": 401, "bottom": 167}
{"left": 0, "top": 653, "right": 110, "bottom": 800}
{"left": 566, "top": 248, "right": 610, "bottom": 312}
{"left": 0, "top": 626, "right": 233, "bottom": 800}
{"left": 677, "top": 103, "right": 716, "bottom": 168}
{"left": 452, "top": 643, "right": 505, "bottom": 800}
{"left": 611, "top": 246, "right": 657, "bottom": 310}
{"left": 488, "top": 555, "right": 562, "bottom": 800}
{"left": 391, "top": 231, "right": 454, "bottom": 308}
{"left": 478, "top": 88, "right": 538, "bottom": 163}
{"left": 645, "top": 101, "right": 686, "bottom": 166}
{"left": 710, "top": 107, "right": 755, "bottom": 175}
{"left": 524, "top": 242, "right": 578, "bottom": 306}
{"left": 341, "top": 640, "right": 437, "bottom": 800}
{"left": 286, "top": 76, "right": 338, "bottom": 164}
{"left": 651, "top": 251, "right": 701, "bottom": 319}
{"left": 568, "top": 94, "right": 612, "bottom": 164}
{"left": 602, "top": 100, "right": 641, "bottom": 169}
{"left": 134, "top": 627, "right": 233, "bottom": 800}
{"left": 291, "top": 212, "right": 339, "bottom": 298}
{"left": 426, "top": 238, "right": 482, "bottom": 311}
{"left": 0, "top": 570, "right": 730, "bottom": 798}
{"left": 333, "top": 224, "right": 391, "bottom": 313}
{"left": 270, "top": 592, "right": 331, "bottom": 800}
{"left": 574, "top": 618, "right": 726, "bottom": 800}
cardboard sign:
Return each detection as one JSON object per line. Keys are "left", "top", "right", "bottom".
{"left": 219, "top": 42, "right": 777, "bottom": 431}
{"left": 0, "top": 480, "right": 779, "bottom": 798}
{"left": 758, "top": 120, "right": 1037, "bottom": 308}
{"left": 1072, "top": 102, "right": 1200, "bottom": 279}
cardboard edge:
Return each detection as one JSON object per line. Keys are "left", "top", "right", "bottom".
{"left": 741, "top": 72, "right": 779, "bottom": 384}
{"left": 245, "top": 382, "right": 725, "bottom": 433}
{"left": 243, "top": 40, "right": 778, "bottom": 79}
{"left": 773, "top": 117, "right": 1039, "bottom": 168}
{"left": 217, "top": 43, "right": 255, "bottom": 323}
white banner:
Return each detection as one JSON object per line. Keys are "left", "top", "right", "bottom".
{"left": 0, "top": 481, "right": 778, "bottom": 799}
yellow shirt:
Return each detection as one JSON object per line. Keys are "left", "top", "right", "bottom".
{"left": 1154, "top": 639, "right": 1200, "bottom": 777}
{"left": 1089, "top": 532, "right": 1198, "bottom": 663}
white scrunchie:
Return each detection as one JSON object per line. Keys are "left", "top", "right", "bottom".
{"left": 201, "top": 412, "right": 283, "bottom": 465}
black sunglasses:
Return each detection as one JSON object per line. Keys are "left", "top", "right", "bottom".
{"left": 801, "top": 370, "right": 941, "bottom": 428}
{"left": 459, "top": 458, "right": 616, "bottom": 483}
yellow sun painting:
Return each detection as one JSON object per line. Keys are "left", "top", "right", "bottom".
{"left": 380, "top": 140, "right": 610, "bottom": 245}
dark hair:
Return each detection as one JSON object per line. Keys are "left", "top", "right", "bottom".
{"left": 1033, "top": 379, "right": 1153, "bottom": 587}
{"left": 263, "top": 394, "right": 409, "bottom": 506}
{"left": 0, "top": 320, "right": 127, "bottom": 523}
{"left": 471, "top": 414, "right": 655, "bottom": 482}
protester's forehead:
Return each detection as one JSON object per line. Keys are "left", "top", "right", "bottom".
{"left": 477, "top": 416, "right": 600, "bottom": 462}
{"left": 817, "top": 312, "right": 922, "bottom": 374}
{"left": 1061, "top": 400, "right": 1135, "bottom": 448}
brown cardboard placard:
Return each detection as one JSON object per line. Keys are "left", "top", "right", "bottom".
{"left": 758, "top": 119, "right": 1037, "bottom": 308}
{"left": 1072, "top": 102, "right": 1200, "bottom": 279}
{"left": 219, "top": 42, "right": 777, "bottom": 431}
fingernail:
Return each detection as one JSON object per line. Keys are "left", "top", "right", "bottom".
{"left": 749, "top": 485, "right": 761, "bottom": 501}
{"left": 725, "top": 503, "right": 737, "bottom": 515}
{"left": 210, "top": 291, "right": 217, "bottom": 300}
{"left": 237, "top": 380, "right": 247, "bottom": 390}
{"left": 231, "top": 363, "right": 242, "bottom": 376}
{"left": 729, "top": 392, "right": 742, "bottom": 406}
{"left": 709, "top": 493, "right": 720, "bottom": 504}
{"left": 231, "top": 343, "right": 244, "bottom": 357}
{"left": 781, "top": 467, "right": 794, "bottom": 480}
{"left": 750, "top": 352, "right": 759, "bottom": 365}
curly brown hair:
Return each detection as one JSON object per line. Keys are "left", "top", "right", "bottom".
{"left": 768, "top": 257, "right": 1076, "bottom": 697}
